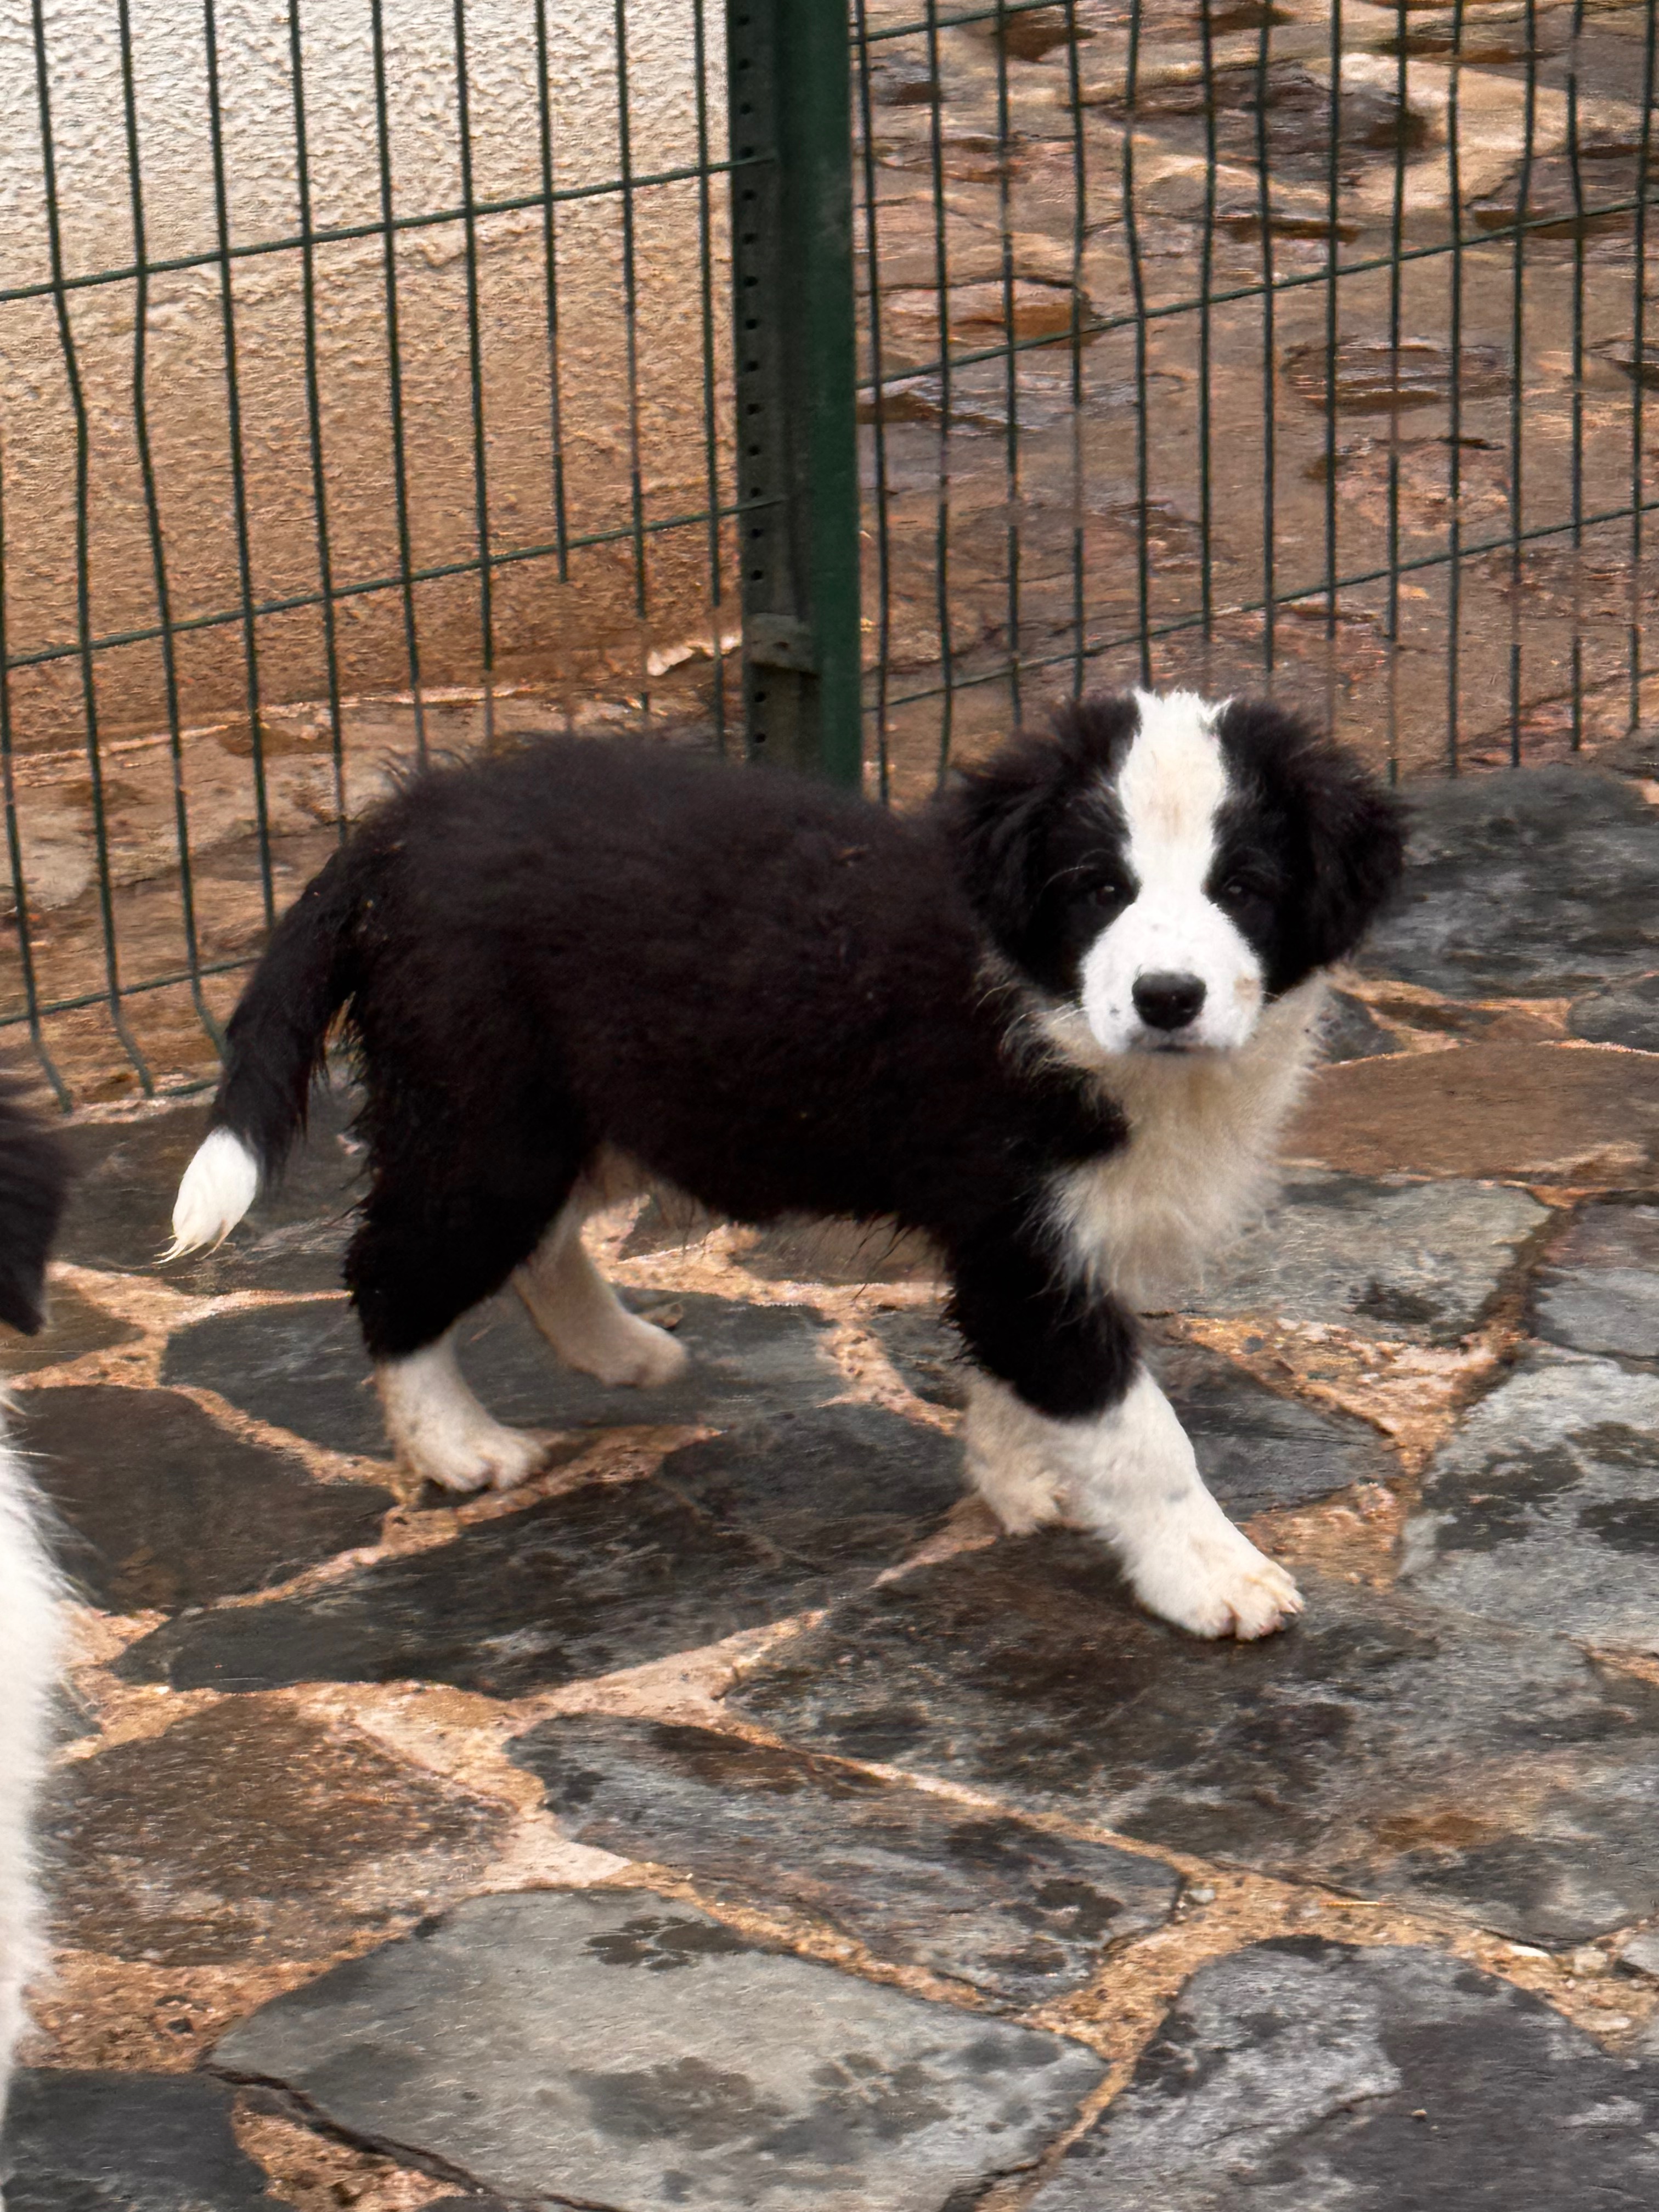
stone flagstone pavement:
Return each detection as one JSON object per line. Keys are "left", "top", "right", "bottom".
{"left": 3, "top": 760, "right": 1659, "bottom": 2208}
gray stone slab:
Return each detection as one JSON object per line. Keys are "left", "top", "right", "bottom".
{"left": 163, "top": 1289, "right": 845, "bottom": 1459}
{"left": 736, "top": 1218, "right": 943, "bottom": 1288}
{"left": 211, "top": 1887, "right": 1104, "bottom": 2211}
{"left": 13, "top": 1383, "right": 393, "bottom": 1614}
{"left": 1154, "top": 1340, "right": 1399, "bottom": 1516}
{"left": 1, "top": 2067, "right": 280, "bottom": 2207}
{"left": 0, "top": 1283, "right": 140, "bottom": 1377}
{"left": 1321, "top": 989, "right": 1402, "bottom": 1063}
{"left": 732, "top": 1535, "right": 1659, "bottom": 1943}
{"left": 507, "top": 1713, "right": 1178, "bottom": 2005}
{"left": 619, "top": 1187, "right": 724, "bottom": 1256}
{"left": 117, "top": 1404, "right": 961, "bottom": 1697}
{"left": 1570, "top": 970, "right": 1659, "bottom": 1051}
{"left": 866, "top": 1305, "right": 972, "bottom": 1409}
{"left": 870, "top": 1311, "right": 1396, "bottom": 1515}
{"left": 1027, "top": 1939, "right": 1659, "bottom": 2212}
{"left": 59, "top": 1085, "right": 361, "bottom": 1294}
{"left": 43, "top": 1697, "right": 505, "bottom": 1965}
{"left": 1189, "top": 1171, "right": 1549, "bottom": 1346}
{"left": 1534, "top": 1201, "right": 1659, "bottom": 1361}
{"left": 1361, "top": 765, "right": 1659, "bottom": 1000}
{"left": 620, "top": 1196, "right": 944, "bottom": 1287}
{"left": 1402, "top": 1352, "right": 1659, "bottom": 1654}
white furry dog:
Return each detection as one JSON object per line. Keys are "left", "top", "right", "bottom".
{"left": 0, "top": 1088, "right": 70, "bottom": 2193}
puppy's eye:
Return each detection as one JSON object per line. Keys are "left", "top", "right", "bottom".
{"left": 1218, "top": 872, "right": 1268, "bottom": 905}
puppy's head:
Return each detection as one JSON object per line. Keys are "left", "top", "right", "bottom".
{"left": 0, "top": 1082, "right": 69, "bottom": 1335}
{"left": 944, "top": 688, "right": 1404, "bottom": 1057}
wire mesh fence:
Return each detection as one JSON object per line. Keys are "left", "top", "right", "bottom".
{"left": 0, "top": 0, "right": 1655, "bottom": 1104}
{"left": 1, "top": 0, "right": 748, "bottom": 1104}
{"left": 853, "top": 0, "right": 1657, "bottom": 801}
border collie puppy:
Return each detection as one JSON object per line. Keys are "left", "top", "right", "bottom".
{"left": 0, "top": 1085, "right": 69, "bottom": 2183}
{"left": 170, "top": 691, "right": 1402, "bottom": 1641}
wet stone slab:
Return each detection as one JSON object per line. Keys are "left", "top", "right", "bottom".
{"left": 0, "top": 1281, "right": 140, "bottom": 1376}
{"left": 1319, "top": 990, "right": 1402, "bottom": 1064}
{"left": 1570, "top": 969, "right": 1659, "bottom": 1051}
{"left": 1151, "top": 1341, "right": 1398, "bottom": 1517}
{"left": 507, "top": 1712, "right": 1179, "bottom": 2006}
{"left": 163, "top": 1289, "right": 847, "bottom": 1460}
{"left": 866, "top": 1304, "right": 972, "bottom": 1410}
{"left": 1286, "top": 1041, "right": 1659, "bottom": 1186}
{"left": 14, "top": 1384, "right": 393, "bottom": 1613}
{"left": 622, "top": 1197, "right": 944, "bottom": 1286}
{"left": 1361, "top": 766, "right": 1659, "bottom": 1000}
{"left": 1402, "top": 1352, "right": 1659, "bottom": 1655}
{"left": 59, "top": 1085, "right": 362, "bottom": 1295}
{"left": 118, "top": 1404, "right": 962, "bottom": 1697}
{"left": 1533, "top": 1200, "right": 1659, "bottom": 1362}
{"left": 1027, "top": 1939, "right": 1659, "bottom": 2212}
{"left": 869, "top": 1313, "right": 1395, "bottom": 1516}
{"left": 43, "top": 1697, "right": 506, "bottom": 1965}
{"left": 1188, "top": 1171, "right": 1549, "bottom": 1346}
{"left": 1, "top": 2068, "right": 280, "bottom": 2207}
{"left": 211, "top": 1887, "right": 1105, "bottom": 2212}
{"left": 735, "top": 1217, "right": 943, "bottom": 1288}
{"left": 731, "top": 1534, "right": 1659, "bottom": 1943}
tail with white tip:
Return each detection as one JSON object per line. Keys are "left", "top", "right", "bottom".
{"left": 165, "top": 1126, "right": 261, "bottom": 1259}
{"left": 167, "top": 842, "right": 364, "bottom": 1261}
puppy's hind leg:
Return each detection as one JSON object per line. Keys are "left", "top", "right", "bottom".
{"left": 375, "top": 1330, "right": 548, "bottom": 1496}
{"left": 515, "top": 1195, "right": 689, "bottom": 1389}
{"left": 349, "top": 1147, "right": 577, "bottom": 1496}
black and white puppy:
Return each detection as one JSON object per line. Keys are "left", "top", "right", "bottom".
{"left": 170, "top": 690, "right": 1402, "bottom": 1641}
{"left": 0, "top": 1086, "right": 70, "bottom": 2178}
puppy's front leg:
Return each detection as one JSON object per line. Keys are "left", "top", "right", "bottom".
{"left": 950, "top": 1224, "right": 1300, "bottom": 1639}
{"left": 964, "top": 1368, "right": 1301, "bottom": 1639}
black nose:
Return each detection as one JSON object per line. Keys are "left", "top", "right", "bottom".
{"left": 1132, "top": 972, "right": 1207, "bottom": 1031}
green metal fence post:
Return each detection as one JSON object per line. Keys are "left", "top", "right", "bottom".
{"left": 726, "top": 0, "right": 862, "bottom": 785}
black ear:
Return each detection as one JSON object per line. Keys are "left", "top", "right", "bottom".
{"left": 1216, "top": 700, "right": 1407, "bottom": 978}
{"left": 1296, "top": 746, "right": 1408, "bottom": 970}
{"left": 940, "top": 695, "right": 1141, "bottom": 968}
{"left": 0, "top": 1082, "right": 70, "bottom": 1335}
{"left": 939, "top": 730, "right": 1073, "bottom": 963}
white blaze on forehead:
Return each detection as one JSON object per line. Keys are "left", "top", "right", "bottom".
{"left": 1116, "top": 689, "right": 1227, "bottom": 878}
{"left": 1070, "top": 687, "right": 1262, "bottom": 1057}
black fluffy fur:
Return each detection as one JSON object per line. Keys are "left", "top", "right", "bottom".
{"left": 207, "top": 697, "right": 1401, "bottom": 1423}
{"left": 1212, "top": 699, "right": 1408, "bottom": 991}
{"left": 0, "top": 1082, "right": 70, "bottom": 1336}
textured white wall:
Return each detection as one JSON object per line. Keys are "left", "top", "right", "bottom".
{"left": 0, "top": 0, "right": 731, "bottom": 744}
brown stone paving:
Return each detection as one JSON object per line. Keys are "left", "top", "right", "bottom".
{"left": 3, "top": 756, "right": 1659, "bottom": 2194}
{"left": 0, "top": 58, "right": 1654, "bottom": 2159}
{"left": 1288, "top": 1039, "right": 1659, "bottom": 1186}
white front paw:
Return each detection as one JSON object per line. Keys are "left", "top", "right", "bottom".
{"left": 1124, "top": 1510, "right": 1303, "bottom": 1640}
{"left": 399, "top": 1418, "right": 548, "bottom": 1494}
{"left": 964, "top": 1378, "right": 1064, "bottom": 1533}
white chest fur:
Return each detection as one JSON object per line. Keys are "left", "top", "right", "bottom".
{"left": 1042, "top": 977, "right": 1328, "bottom": 1306}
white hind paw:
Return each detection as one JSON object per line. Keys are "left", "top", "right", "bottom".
{"left": 584, "top": 1317, "right": 690, "bottom": 1390}
{"left": 376, "top": 1338, "right": 548, "bottom": 1494}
